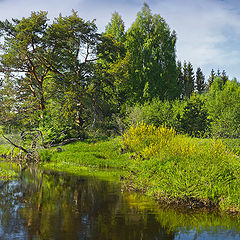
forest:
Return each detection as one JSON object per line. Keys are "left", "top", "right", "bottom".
{"left": 0, "top": 3, "right": 238, "bottom": 142}
{"left": 0, "top": 4, "right": 240, "bottom": 212}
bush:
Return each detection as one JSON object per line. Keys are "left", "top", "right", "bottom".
{"left": 122, "top": 123, "right": 240, "bottom": 211}
{"left": 124, "top": 98, "right": 186, "bottom": 130}
{"left": 206, "top": 79, "right": 240, "bottom": 138}
{"left": 179, "top": 94, "right": 211, "bottom": 137}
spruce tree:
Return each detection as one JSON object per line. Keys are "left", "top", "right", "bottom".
{"left": 183, "top": 62, "right": 195, "bottom": 98}
{"left": 221, "top": 70, "right": 228, "bottom": 85}
{"left": 176, "top": 61, "right": 184, "bottom": 99}
{"left": 196, "top": 67, "right": 205, "bottom": 94}
{"left": 207, "top": 69, "right": 215, "bottom": 90}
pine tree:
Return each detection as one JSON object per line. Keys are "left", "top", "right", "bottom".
{"left": 183, "top": 62, "right": 195, "bottom": 98}
{"left": 196, "top": 67, "right": 205, "bottom": 94}
{"left": 221, "top": 70, "right": 228, "bottom": 85}
{"left": 176, "top": 61, "right": 184, "bottom": 99}
{"left": 207, "top": 69, "right": 215, "bottom": 90}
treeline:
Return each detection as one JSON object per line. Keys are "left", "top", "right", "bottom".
{"left": 126, "top": 78, "right": 240, "bottom": 138}
{"left": 176, "top": 62, "right": 229, "bottom": 97}
{"left": 0, "top": 4, "right": 239, "bottom": 143}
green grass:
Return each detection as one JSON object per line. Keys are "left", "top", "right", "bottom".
{"left": 0, "top": 142, "right": 19, "bottom": 180}
{"left": 0, "top": 161, "right": 19, "bottom": 180}
{"left": 122, "top": 124, "right": 240, "bottom": 212}
{"left": 1, "top": 129, "right": 240, "bottom": 213}
{"left": 40, "top": 137, "right": 132, "bottom": 180}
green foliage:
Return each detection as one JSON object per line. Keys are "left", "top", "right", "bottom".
{"left": 207, "top": 79, "right": 240, "bottom": 138}
{"left": 0, "top": 168, "right": 18, "bottom": 180}
{"left": 195, "top": 67, "right": 206, "bottom": 94}
{"left": 183, "top": 61, "right": 195, "bottom": 98}
{"left": 125, "top": 3, "right": 178, "bottom": 102}
{"left": 39, "top": 149, "right": 53, "bottom": 162}
{"left": 0, "top": 11, "right": 99, "bottom": 140}
{"left": 122, "top": 123, "right": 240, "bottom": 211}
{"left": 0, "top": 161, "right": 19, "bottom": 180}
{"left": 105, "top": 12, "right": 125, "bottom": 42}
{"left": 124, "top": 98, "right": 186, "bottom": 130}
{"left": 179, "top": 94, "right": 211, "bottom": 137}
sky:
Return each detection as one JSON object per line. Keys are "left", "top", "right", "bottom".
{"left": 0, "top": 0, "right": 240, "bottom": 80}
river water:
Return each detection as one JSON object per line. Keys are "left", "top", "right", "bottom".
{"left": 0, "top": 169, "right": 240, "bottom": 240}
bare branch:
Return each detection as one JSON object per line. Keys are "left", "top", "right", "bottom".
{"left": 2, "top": 134, "right": 29, "bottom": 153}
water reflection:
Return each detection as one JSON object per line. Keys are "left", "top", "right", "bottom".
{"left": 0, "top": 169, "right": 240, "bottom": 240}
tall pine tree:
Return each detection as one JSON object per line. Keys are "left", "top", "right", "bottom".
{"left": 176, "top": 61, "right": 184, "bottom": 99}
{"left": 183, "top": 61, "right": 195, "bottom": 98}
{"left": 196, "top": 67, "right": 205, "bottom": 94}
{"left": 207, "top": 69, "right": 215, "bottom": 90}
{"left": 221, "top": 70, "right": 228, "bottom": 85}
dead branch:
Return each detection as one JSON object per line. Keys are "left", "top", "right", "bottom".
{"left": 2, "top": 134, "right": 29, "bottom": 153}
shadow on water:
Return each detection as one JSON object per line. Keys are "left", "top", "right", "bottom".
{"left": 0, "top": 168, "right": 240, "bottom": 240}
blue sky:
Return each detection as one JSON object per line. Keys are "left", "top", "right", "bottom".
{"left": 0, "top": 0, "right": 240, "bottom": 80}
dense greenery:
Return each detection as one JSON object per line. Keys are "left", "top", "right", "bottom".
{"left": 122, "top": 123, "right": 240, "bottom": 211}
{"left": 0, "top": 4, "right": 238, "bottom": 140}
{"left": 0, "top": 3, "right": 240, "bottom": 215}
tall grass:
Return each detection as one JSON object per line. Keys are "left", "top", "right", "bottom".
{"left": 41, "top": 138, "right": 132, "bottom": 174}
{"left": 122, "top": 123, "right": 240, "bottom": 212}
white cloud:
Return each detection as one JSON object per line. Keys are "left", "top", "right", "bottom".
{"left": 151, "top": 0, "right": 240, "bottom": 78}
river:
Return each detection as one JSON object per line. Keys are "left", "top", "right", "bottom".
{"left": 0, "top": 169, "right": 240, "bottom": 240}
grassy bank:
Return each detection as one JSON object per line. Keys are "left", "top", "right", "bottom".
{"left": 0, "top": 142, "right": 19, "bottom": 180}
{"left": 0, "top": 161, "right": 19, "bottom": 180}
{"left": 121, "top": 123, "right": 240, "bottom": 212}
{"left": 1, "top": 127, "right": 240, "bottom": 213}
{"left": 40, "top": 138, "right": 133, "bottom": 181}
{"left": 38, "top": 125, "right": 240, "bottom": 213}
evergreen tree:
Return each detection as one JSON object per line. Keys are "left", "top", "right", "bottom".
{"left": 207, "top": 69, "right": 215, "bottom": 90}
{"left": 195, "top": 67, "right": 205, "bottom": 94}
{"left": 221, "top": 70, "right": 228, "bottom": 85}
{"left": 176, "top": 61, "right": 184, "bottom": 98}
{"left": 183, "top": 62, "right": 195, "bottom": 98}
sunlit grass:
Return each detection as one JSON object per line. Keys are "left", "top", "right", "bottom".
{"left": 40, "top": 137, "right": 132, "bottom": 177}
{"left": 122, "top": 123, "right": 240, "bottom": 212}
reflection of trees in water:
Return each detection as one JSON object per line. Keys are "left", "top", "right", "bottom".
{"left": 1, "top": 168, "right": 240, "bottom": 239}
{"left": 0, "top": 169, "right": 175, "bottom": 239}
{"left": 19, "top": 169, "right": 175, "bottom": 240}
{"left": 0, "top": 180, "right": 28, "bottom": 239}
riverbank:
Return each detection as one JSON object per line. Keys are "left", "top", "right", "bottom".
{"left": 0, "top": 129, "right": 240, "bottom": 213}
{"left": 38, "top": 127, "right": 240, "bottom": 213}
{"left": 39, "top": 138, "right": 133, "bottom": 179}
{"left": 0, "top": 161, "right": 18, "bottom": 180}
{"left": 121, "top": 123, "right": 240, "bottom": 213}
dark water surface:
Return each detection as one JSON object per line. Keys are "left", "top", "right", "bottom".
{"left": 0, "top": 169, "right": 240, "bottom": 240}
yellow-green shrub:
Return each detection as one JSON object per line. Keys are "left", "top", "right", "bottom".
{"left": 122, "top": 123, "right": 230, "bottom": 160}
{"left": 122, "top": 122, "right": 175, "bottom": 157}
